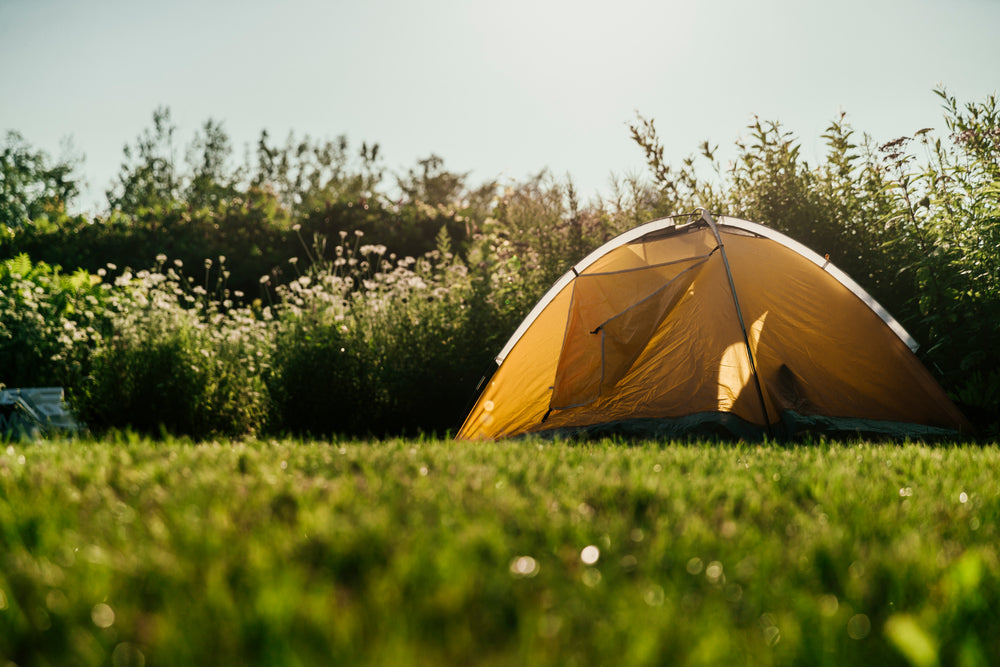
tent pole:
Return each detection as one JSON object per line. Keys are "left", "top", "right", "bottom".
{"left": 701, "top": 209, "right": 774, "bottom": 437}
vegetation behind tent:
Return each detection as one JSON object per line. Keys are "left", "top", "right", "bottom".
{"left": 1, "top": 87, "right": 997, "bottom": 437}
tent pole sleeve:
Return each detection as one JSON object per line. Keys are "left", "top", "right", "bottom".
{"left": 701, "top": 210, "right": 774, "bottom": 435}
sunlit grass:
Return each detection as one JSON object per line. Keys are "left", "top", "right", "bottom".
{"left": 1, "top": 437, "right": 998, "bottom": 666}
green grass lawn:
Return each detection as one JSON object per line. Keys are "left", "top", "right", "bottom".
{"left": 1, "top": 436, "right": 998, "bottom": 666}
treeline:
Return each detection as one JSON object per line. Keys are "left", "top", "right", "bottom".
{"left": 1, "top": 88, "right": 997, "bottom": 437}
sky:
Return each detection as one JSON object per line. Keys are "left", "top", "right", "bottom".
{"left": 2, "top": 0, "right": 999, "bottom": 214}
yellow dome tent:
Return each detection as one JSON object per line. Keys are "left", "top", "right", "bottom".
{"left": 458, "top": 210, "right": 971, "bottom": 440}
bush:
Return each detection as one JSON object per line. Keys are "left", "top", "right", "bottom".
{"left": 0, "top": 254, "right": 108, "bottom": 391}
{"left": 5, "top": 196, "right": 294, "bottom": 300}
{"left": 267, "top": 229, "right": 500, "bottom": 437}
{"left": 269, "top": 318, "right": 375, "bottom": 436}
{"left": 873, "top": 89, "right": 1000, "bottom": 434}
{"left": 74, "top": 262, "right": 271, "bottom": 438}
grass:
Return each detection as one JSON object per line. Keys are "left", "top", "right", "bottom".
{"left": 1, "top": 436, "right": 999, "bottom": 666}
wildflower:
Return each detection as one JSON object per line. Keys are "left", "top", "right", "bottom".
{"left": 339, "top": 230, "right": 348, "bottom": 240}
{"left": 204, "top": 258, "right": 213, "bottom": 269}
{"left": 289, "top": 257, "right": 299, "bottom": 265}
{"left": 354, "top": 229, "right": 364, "bottom": 237}
{"left": 218, "top": 255, "right": 226, "bottom": 264}
{"left": 259, "top": 275, "right": 271, "bottom": 284}
{"left": 156, "top": 253, "right": 167, "bottom": 263}
{"left": 174, "top": 259, "right": 184, "bottom": 268}
{"left": 292, "top": 224, "right": 302, "bottom": 231}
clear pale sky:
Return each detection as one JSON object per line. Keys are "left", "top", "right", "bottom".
{"left": 2, "top": 0, "right": 998, "bottom": 214}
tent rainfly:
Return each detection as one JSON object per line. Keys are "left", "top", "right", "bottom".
{"left": 457, "top": 210, "right": 971, "bottom": 440}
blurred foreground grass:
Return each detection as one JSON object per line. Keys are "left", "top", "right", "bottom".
{"left": 1, "top": 437, "right": 999, "bottom": 666}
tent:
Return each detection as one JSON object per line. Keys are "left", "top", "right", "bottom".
{"left": 457, "top": 210, "right": 971, "bottom": 440}
{"left": 0, "top": 387, "right": 79, "bottom": 439}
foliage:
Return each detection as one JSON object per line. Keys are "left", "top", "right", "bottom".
{"left": 107, "top": 106, "right": 182, "bottom": 213}
{"left": 250, "top": 130, "right": 384, "bottom": 219}
{"left": 492, "top": 171, "right": 619, "bottom": 299}
{"left": 3, "top": 220, "right": 525, "bottom": 438}
{"left": 267, "top": 228, "right": 512, "bottom": 436}
{"left": 185, "top": 118, "right": 242, "bottom": 210}
{"left": 72, "top": 259, "right": 271, "bottom": 439}
{"left": 294, "top": 190, "right": 474, "bottom": 268}
{"left": 0, "top": 131, "right": 81, "bottom": 236}
{"left": 0, "top": 255, "right": 108, "bottom": 391}
{"left": 1, "top": 438, "right": 999, "bottom": 665}
{"left": 7, "top": 110, "right": 497, "bottom": 301}
{"left": 874, "top": 89, "right": 1000, "bottom": 432}
{"left": 627, "top": 113, "right": 723, "bottom": 216}
{"left": 8, "top": 195, "right": 295, "bottom": 299}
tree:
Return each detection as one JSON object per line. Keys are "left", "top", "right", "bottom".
{"left": 397, "top": 154, "right": 468, "bottom": 208}
{"left": 185, "top": 118, "right": 240, "bottom": 210}
{"left": 0, "top": 131, "right": 80, "bottom": 232}
{"left": 249, "top": 131, "right": 384, "bottom": 217}
{"left": 107, "top": 106, "right": 180, "bottom": 213}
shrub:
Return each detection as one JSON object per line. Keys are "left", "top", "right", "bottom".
{"left": 74, "top": 261, "right": 271, "bottom": 438}
{"left": 268, "top": 316, "right": 375, "bottom": 436}
{"left": 267, "top": 228, "right": 510, "bottom": 437}
{"left": 873, "top": 89, "right": 1000, "bottom": 433}
{"left": 5, "top": 197, "right": 294, "bottom": 300}
{"left": 0, "top": 254, "right": 108, "bottom": 391}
